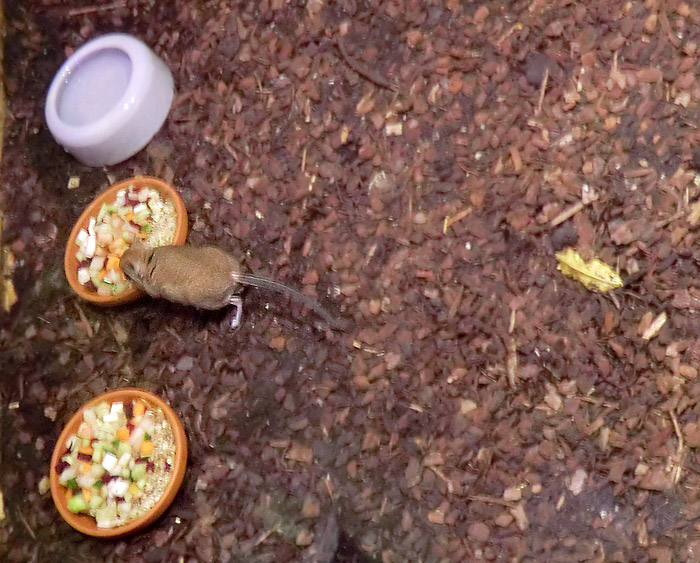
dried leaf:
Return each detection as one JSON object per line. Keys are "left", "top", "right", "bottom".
{"left": 427, "top": 508, "right": 445, "bottom": 524}
{"left": 385, "top": 122, "right": 402, "bottom": 136}
{"left": 286, "top": 442, "right": 313, "bottom": 464}
{"left": 67, "top": 176, "right": 81, "bottom": 190}
{"left": 423, "top": 452, "right": 445, "bottom": 467}
{"left": 2, "top": 277, "right": 17, "bottom": 312}
{"left": 555, "top": 248, "right": 623, "bottom": 292}
{"left": 510, "top": 502, "right": 529, "bottom": 531}
{"left": 110, "top": 319, "right": 129, "bottom": 345}
{"left": 688, "top": 199, "right": 700, "bottom": 226}
{"left": 356, "top": 92, "right": 375, "bottom": 115}
{"left": 642, "top": 312, "right": 667, "bottom": 340}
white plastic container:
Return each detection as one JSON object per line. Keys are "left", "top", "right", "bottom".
{"left": 45, "top": 33, "right": 174, "bottom": 167}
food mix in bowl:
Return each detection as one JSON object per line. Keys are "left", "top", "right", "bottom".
{"left": 55, "top": 398, "right": 176, "bottom": 529}
{"left": 74, "top": 184, "right": 177, "bottom": 296}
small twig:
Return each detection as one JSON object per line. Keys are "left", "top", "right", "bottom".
{"left": 550, "top": 200, "right": 584, "bottom": 228}
{"left": 73, "top": 302, "right": 93, "bottom": 338}
{"left": 429, "top": 466, "right": 454, "bottom": 494}
{"left": 67, "top": 0, "right": 127, "bottom": 17}
{"left": 577, "top": 395, "right": 619, "bottom": 410}
{"left": 670, "top": 410, "right": 685, "bottom": 484}
{"left": 670, "top": 411, "right": 684, "bottom": 455}
{"left": 506, "top": 338, "right": 518, "bottom": 388}
{"left": 323, "top": 473, "right": 335, "bottom": 498}
{"left": 654, "top": 210, "right": 684, "bottom": 229}
{"left": 352, "top": 340, "right": 383, "bottom": 355}
{"left": 165, "top": 326, "right": 184, "bottom": 343}
{"left": 467, "top": 495, "right": 517, "bottom": 509}
{"left": 443, "top": 206, "right": 473, "bottom": 234}
{"left": 337, "top": 37, "right": 397, "bottom": 92}
{"left": 508, "top": 308, "right": 516, "bottom": 334}
{"left": 535, "top": 67, "right": 549, "bottom": 115}
{"left": 223, "top": 141, "right": 238, "bottom": 161}
{"left": 17, "top": 510, "right": 37, "bottom": 540}
{"left": 254, "top": 524, "right": 280, "bottom": 546}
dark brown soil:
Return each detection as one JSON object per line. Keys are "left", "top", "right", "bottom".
{"left": 4, "top": 0, "right": 700, "bottom": 561}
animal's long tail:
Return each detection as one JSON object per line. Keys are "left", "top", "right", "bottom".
{"left": 236, "top": 273, "right": 347, "bottom": 329}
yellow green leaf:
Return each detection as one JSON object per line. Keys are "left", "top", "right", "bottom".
{"left": 555, "top": 248, "right": 623, "bottom": 292}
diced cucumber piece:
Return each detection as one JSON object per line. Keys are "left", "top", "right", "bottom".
{"left": 96, "top": 203, "right": 109, "bottom": 224}
{"left": 134, "top": 210, "right": 150, "bottom": 224}
{"left": 93, "top": 479, "right": 104, "bottom": 489}
{"left": 89, "top": 495, "right": 104, "bottom": 510}
{"left": 59, "top": 466, "right": 76, "bottom": 485}
{"left": 111, "top": 282, "right": 129, "bottom": 295}
{"left": 131, "top": 463, "right": 147, "bottom": 482}
{"left": 66, "top": 478, "right": 79, "bottom": 490}
{"left": 83, "top": 408, "right": 98, "bottom": 426}
{"left": 95, "top": 504, "right": 117, "bottom": 527}
{"left": 117, "top": 501, "right": 132, "bottom": 518}
{"left": 89, "top": 464, "right": 105, "bottom": 479}
{"left": 92, "top": 444, "right": 103, "bottom": 463}
{"left": 98, "top": 439, "right": 115, "bottom": 454}
{"left": 117, "top": 441, "right": 131, "bottom": 457}
{"left": 67, "top": 494, "right": 88, "bottom": 513}
{"left": 95, "top": 402, "right": 110, "bottom": 419}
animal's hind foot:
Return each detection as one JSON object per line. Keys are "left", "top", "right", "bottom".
{"left": 228, "top": 296, "right": 243, "bottom": 329}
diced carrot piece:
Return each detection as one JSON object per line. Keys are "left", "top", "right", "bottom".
{"left": 125, "top": 211, "right": 135, "bottom": 221}
{"left": 98, "top": 270, "right": 106, "bottom": 280}
{"left": 133, "top": 401, "right": 146, "bottom": 417}
{"left": 139, "top": 441, "right": 154, "bottom": 455}
{"left": 78, "top": 445, "right": 94, "bottom": 456}
{"left": 80, "top": 462, "right": 91, "bottom": 474}
{"left": 116, "top": 427, "right": 130, "bottom": 441}
{"left": 106, "top": 255, "right": 121, "bottom": 271}
{"left": 82, "top": 488, "right": 93, "bottom": 502}
{"left": 81, "top": 424, "right": 93, "bottom": 439}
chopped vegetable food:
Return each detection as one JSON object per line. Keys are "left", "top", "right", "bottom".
{"left": 75, "top": 184, "right": 177, "bottom": 296}
{"left": 56, "top": 399, "right": 176, "bottom": 528}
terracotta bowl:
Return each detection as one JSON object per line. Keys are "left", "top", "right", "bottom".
{"left": 64, "top": 176, "right": 188, "bottom": 306}
{"left": 50, "top": 388, "right": 188, "bottom": 537}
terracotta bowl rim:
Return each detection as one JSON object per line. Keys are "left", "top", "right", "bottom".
{"left": 64, "top": 175, "right": 188, "bottom": 306}
{"left": 50, "top": 388, "right": 188, "bottom": 537}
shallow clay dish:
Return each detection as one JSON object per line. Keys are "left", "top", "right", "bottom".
{"left": 50, "top": 388, "right": 187, "bottom": 537}
{"left": 64, "top": 176, "right": 188, "bottom": 305}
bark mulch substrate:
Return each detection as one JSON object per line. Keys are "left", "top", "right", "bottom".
{"left": 6, "top": 0, "right": 700, "bottom": 561}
